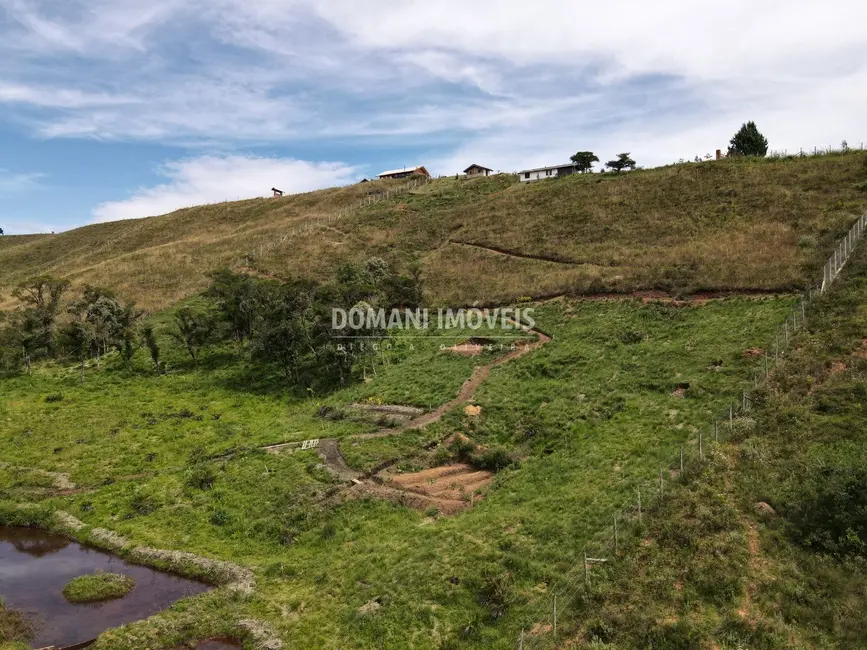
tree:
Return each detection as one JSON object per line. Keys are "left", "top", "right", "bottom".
{"left": 66, "top": 286, "right": 142, "bottom": 367}
{"left": 140, "top": 324, "right": 162, "bottom": 373}
{"left": 169, "top": 307, "right": 214, "bottom": 366}
{"left": 606, "top": 153, "right": 636, "bottom": 173}
{"left": 728, "top": 121, "right": 768, "bottom": 157}
{"left": 60, "top": 319, "right": 95, "bottom": 383}
{"left": 570, "top": 151, "right": 599, "bottom": 173}
{"left": 250, "top": 280, "right": 318, "bottom": 385}
{"left": 206, "top": 269, "right": 258, "bottom": 345}
{"left": 0, "top": 311, "right": 24, "bottom": 373}
{"left": 12, "top": 276, "right": 70, "bottom": 356}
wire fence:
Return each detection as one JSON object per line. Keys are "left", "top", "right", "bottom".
{"left": 515, "top": 210, "right": 867, "bottom": 649}
{"left": 767, "top": 141, "right": 865, "bottom": 159}
{"left": 236, "top": 175, "right": 432, "bottom": 268}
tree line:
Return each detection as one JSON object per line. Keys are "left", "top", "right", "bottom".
{"left": 0, "top": 257, "right": 422, "bottom": 391}
{"left": 567, "top": 121, "right": 769, "bottom": 174}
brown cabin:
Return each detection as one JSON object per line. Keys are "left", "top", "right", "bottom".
{"left": 463, "top": 164, "right": 493, "bottom": 178}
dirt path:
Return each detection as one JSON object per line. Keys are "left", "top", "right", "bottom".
{"left": 353, "top": 328, "right": 551, "bottom": 441}
{"left": 448, "top": 239, "right": 600, "bottom": 267}
{"left": 264, "top": 322, "right": 551, "bottom": 480}
{"left": 317, "top": 439, "right": 362, "bottom": 481}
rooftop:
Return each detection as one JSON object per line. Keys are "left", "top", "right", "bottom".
{"left": 378, "top": 165, "right": 426, "bottom": 177}
{"left": 518, "top": 163, "right": 576, "bottom": 174}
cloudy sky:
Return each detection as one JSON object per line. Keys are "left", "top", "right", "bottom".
{"left": 1, "top": 0, "right": 865, "bottom": 233}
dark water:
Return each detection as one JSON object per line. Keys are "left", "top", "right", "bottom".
{"left": 0, "top": 526, "right": 212, "bottom": 648}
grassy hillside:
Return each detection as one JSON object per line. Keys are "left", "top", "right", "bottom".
{"left": 2, "top": 153, "right": 865, "bottom": 310}
{"left": 0, "top": 293, "right": 793, "bottom": 648}
{"left": 562, "top": 239, "right": 867, "bottom": 649}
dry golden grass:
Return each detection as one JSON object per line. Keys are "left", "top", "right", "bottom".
{"left": 1, "top": 153, "right": 865, "bottom": 310}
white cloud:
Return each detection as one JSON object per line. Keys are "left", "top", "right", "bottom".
{"left": 0, "top": 169, "right": 44, "bottom": 194}
{"left": 0, "top": 82, "right": 138, "bottom": 108}
{"left": 0, "top": 0, "right": 864, "bottom": 173}
{"left": 90, "top": 154, "right": 359, "bottom": 223}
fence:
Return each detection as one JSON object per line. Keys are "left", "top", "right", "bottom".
{"left": 237, "top": 175, "right": 431, "bottom": 268}
{"left": 767, "top": 141, "right": 865, "bottom": 159}
{"left": 516, "top": 210, "right": 867, "bottom": 649}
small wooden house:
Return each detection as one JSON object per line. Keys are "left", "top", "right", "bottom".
{"left": 463, "top": 164, "right": 493, "bottom": 179}
{"left": 378, "top": 166, "right": 431, "bottom": 180}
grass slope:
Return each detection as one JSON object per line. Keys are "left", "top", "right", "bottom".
{"left": 2, "top": 153, "right": 865, "bottom": 310}
{"left": 0, "top": 295, "right": 793, "bottom": 648}
{"left": 561, "top": 239, "right": 867, "bottom": 649}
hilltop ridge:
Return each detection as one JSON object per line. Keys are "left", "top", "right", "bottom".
{"left": 1, "top": 153, "right": 865, "bottom": 310}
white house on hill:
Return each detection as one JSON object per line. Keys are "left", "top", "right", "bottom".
{"left": 518, "top": 164, "right": 577, "bottom": 182}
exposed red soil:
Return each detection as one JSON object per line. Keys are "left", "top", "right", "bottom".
{"left": 386, "top": 463, "right": 494, "bottom": 502}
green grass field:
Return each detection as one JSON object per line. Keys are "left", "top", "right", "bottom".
{"left": 0, "top": 295, "right": 795, "bottom": 648}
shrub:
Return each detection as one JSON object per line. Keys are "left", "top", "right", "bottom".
{"left": 44, "top": 393, "right": 64, "bottom": 403}
{"left": 186, "top": 464, "right": 216, "bottom": 490}
{"left": 475, "top": 571, "right": 515, "bottom": 620}
{"left": 472, "top": 447, "right": 516, "bottom": 472}
{"left": 619, "top": 329, "right": 646, "bottom": 345}
{"left": 62, "top": 572, "right": 135, "bottom": 603}
{"left": 448, "top": 436, "right": 476, "bottom": 462}
{"left": 128, "top": 491, "right": 159, "bottom": 516}
{"left": 210, "top": 508, "right": 231, "bottom": 527}
{"left": 786, "top": 465, "right": 867, "bottom": 556}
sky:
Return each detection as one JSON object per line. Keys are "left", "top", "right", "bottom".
{"left": 0, "top": 0, "right": 865, "bottom": 234}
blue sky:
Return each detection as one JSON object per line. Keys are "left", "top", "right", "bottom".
{"left": 1, "top": 0, "right": 865, "bottom": 234}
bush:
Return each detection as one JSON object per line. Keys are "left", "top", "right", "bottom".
{"left": 475, "top": 571, "right": 515, "bottom": 620}
{"left": 472, "top": 447, "right": 516, "bottom": 472}
{"left": 210, "top": 508, "right": 231, "bottom": 527}
{"left": 128, "top": 491, "right": 159, "bottom": 516}
{"left": 619, "top": 329, "right": 646, "bottom": 345}
{"left": 787, "top": 465, "right": 867, "bottom": 556}
{"left": 186, "top": 464, "right": 216, "bottom": 490}
{"left": 44, "top": 393, "right": 64, "bottom": 403}
{"left": 448, "top": 437, "right": 476, "bottom": 462}
{"left": 62, "top": 572, "right": 135, "bottom": 603}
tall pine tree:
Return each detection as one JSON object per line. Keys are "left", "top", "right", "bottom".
{"left": 728, "top": 121, "right": 768, "bottom": 157}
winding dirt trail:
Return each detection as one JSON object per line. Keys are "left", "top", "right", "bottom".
{"left": 354, "top": 330, "right": 551, "bottom": 441}
{"left": 447, "top": 239, "right": 594, "bottom": 266}
{"left": 261, "top": 321, "right": 552, "bottom": 479}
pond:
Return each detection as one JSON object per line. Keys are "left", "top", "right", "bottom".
{"left": 0, "top": 526, "right": 212, "bottom": 648}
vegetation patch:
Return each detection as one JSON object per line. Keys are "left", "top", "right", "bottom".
{"left": 62, "top": 571, "right": 136, "bottom": 603}
{"left": 0, "top": 599, "right": 34, "bottom": 647}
